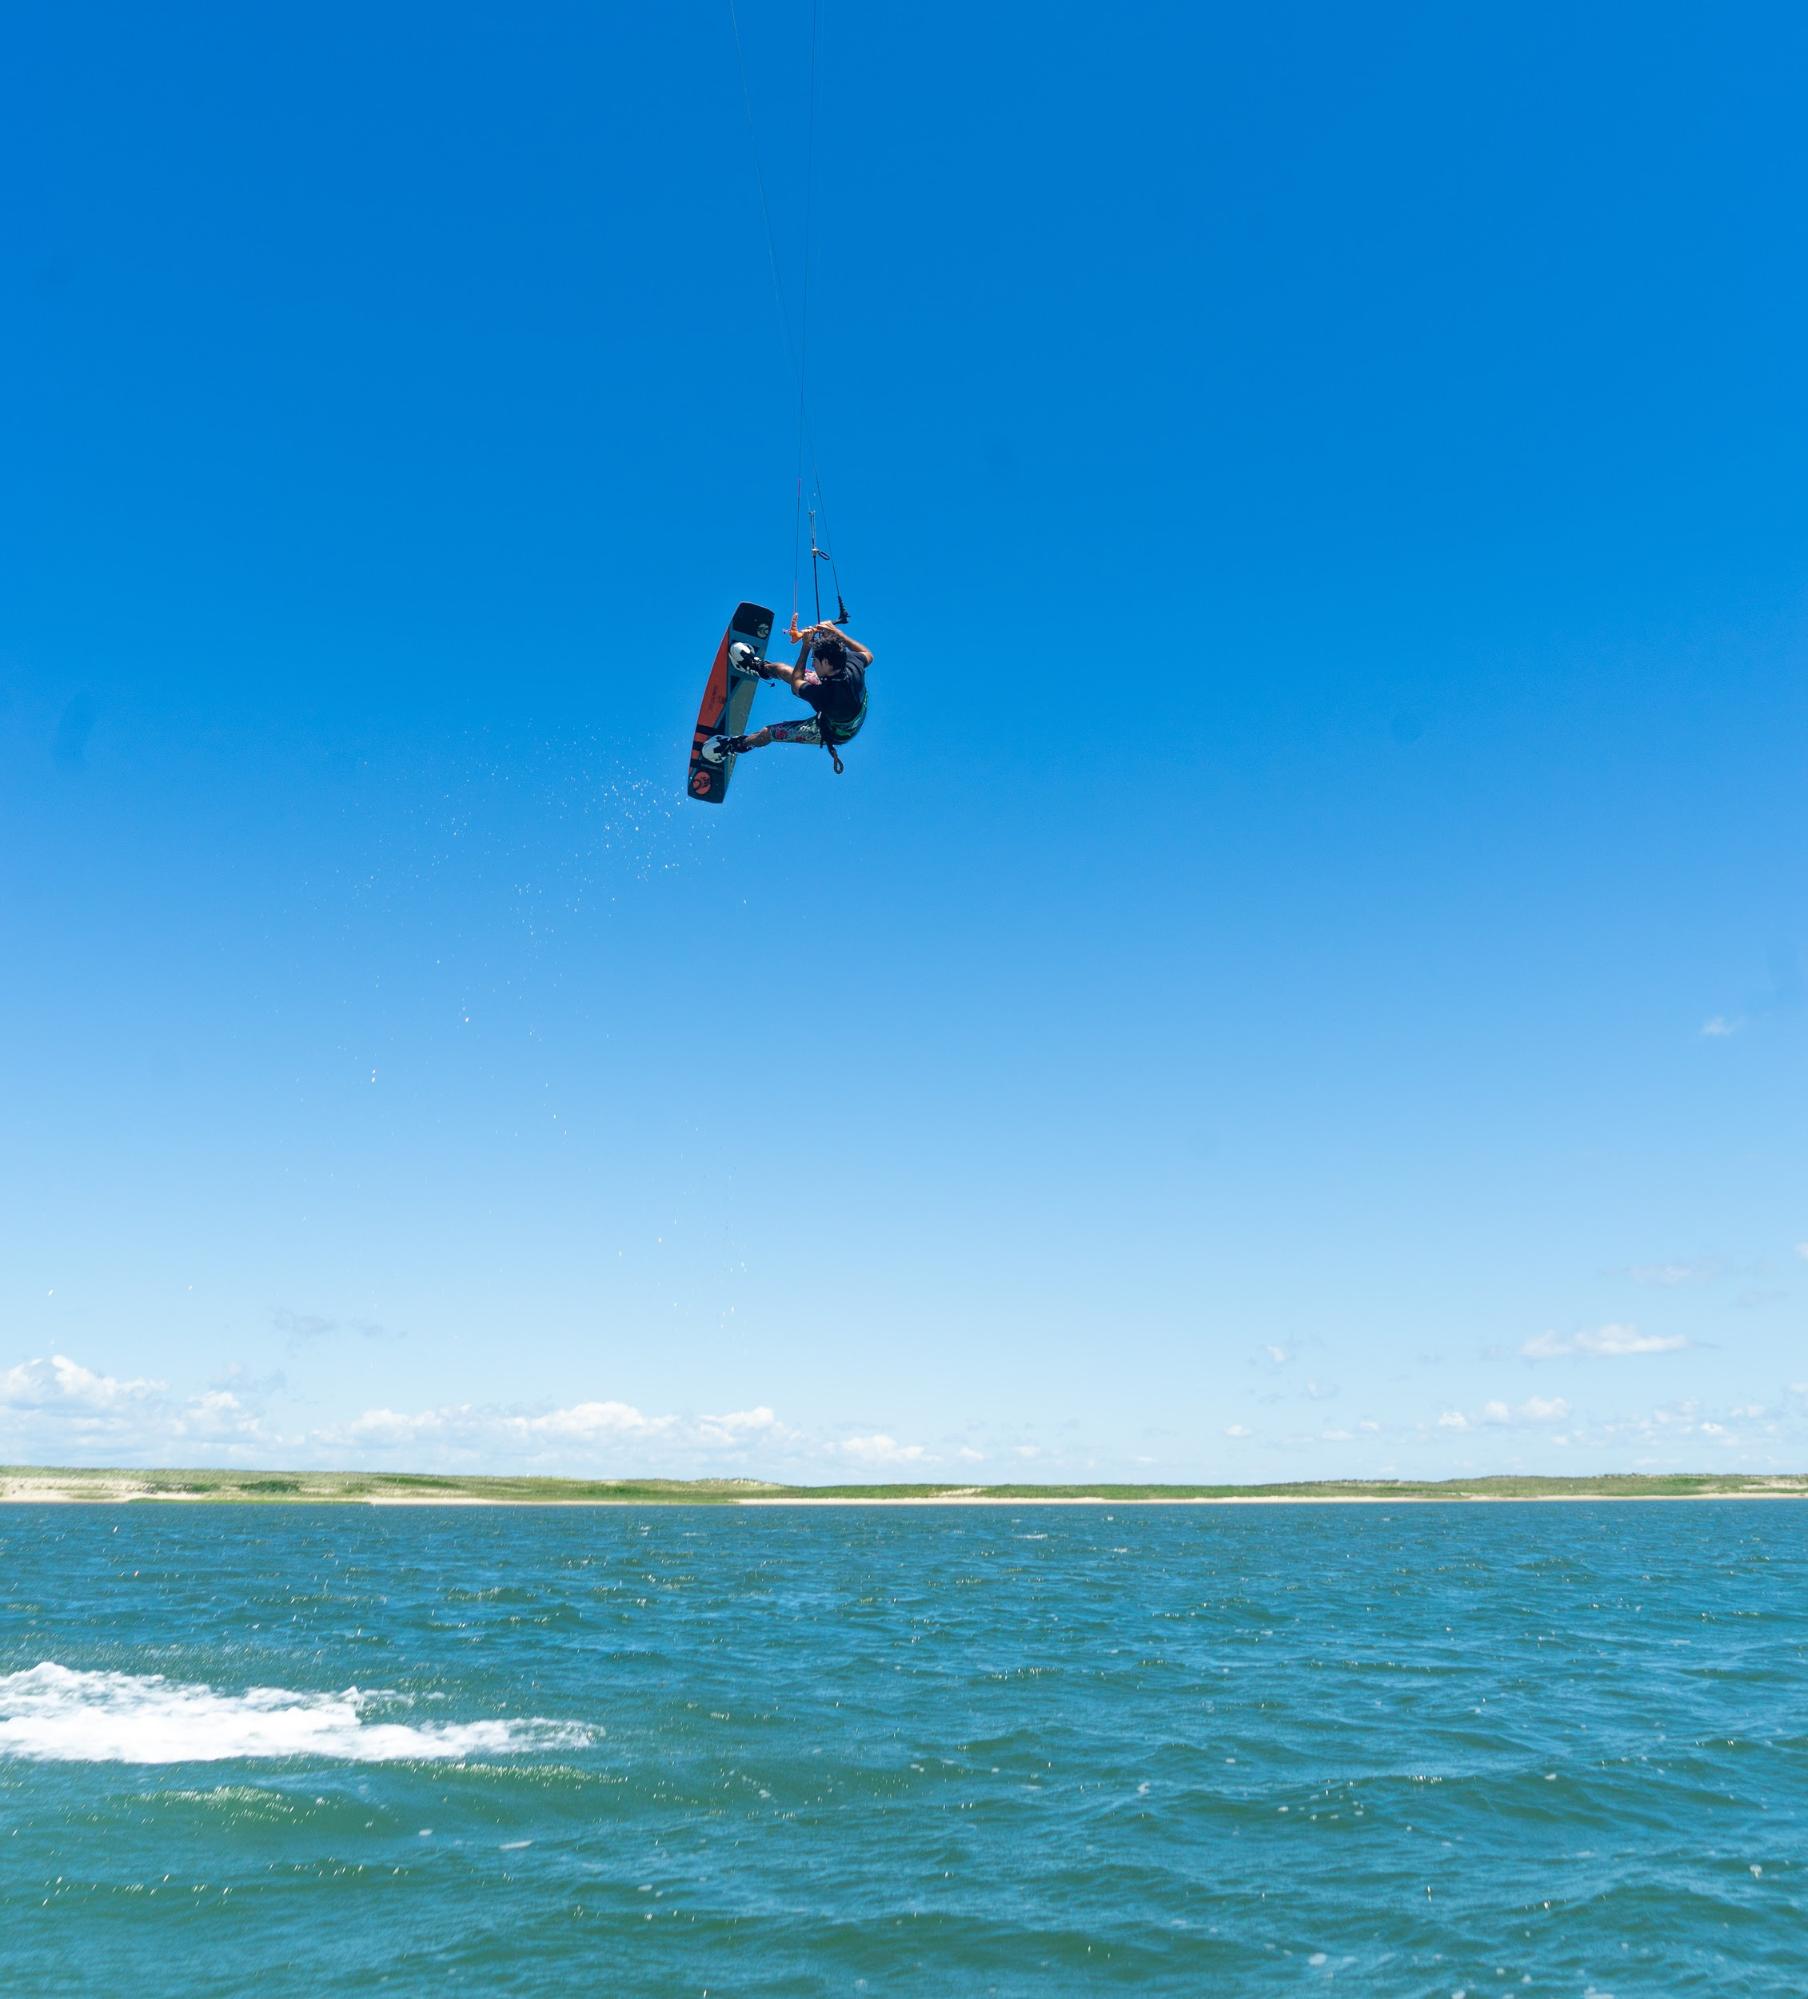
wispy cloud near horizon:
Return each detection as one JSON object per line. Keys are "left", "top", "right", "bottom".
{"left": 836, "top": 1433, "right": 927, "bottom": 1467}
{"left": 0, "top": 1353, "right": 907, "bottom": 1476}
{"left": 1626, "top": 1263, "right": 1716, "bottom": 1288}
{"left": 1522, "top": 1324, "right": 1688, "bottom": 1360}
{"left": 4, "top": 1347, "right": 1802, "bottom": 1483}
{"left": 1437, "top": 1396, "right": 1569, "bottom": 1433}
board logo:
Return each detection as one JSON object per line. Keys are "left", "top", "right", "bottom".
{"left": 690, "top": 768, "right": 713, "bottom": 796}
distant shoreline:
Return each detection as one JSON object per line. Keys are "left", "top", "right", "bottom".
{"left": 3, "top": 1468, "right": 1805, "bottom": 1507}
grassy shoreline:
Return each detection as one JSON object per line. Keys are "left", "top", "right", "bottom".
{"left": 3, "top": 1466, "right": 1806, "bottom": 1505}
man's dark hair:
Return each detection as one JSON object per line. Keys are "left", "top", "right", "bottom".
{"left": 811, "top": 630, "right": 851, "bottom": 671}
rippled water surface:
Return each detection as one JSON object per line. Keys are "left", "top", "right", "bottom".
{"left": 2, "top": 1501, "right": 1805, "bottom": 1995}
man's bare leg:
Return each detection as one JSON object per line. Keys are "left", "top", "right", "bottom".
{"left": 706, "top": 725, "right": 774, "bottom": 760}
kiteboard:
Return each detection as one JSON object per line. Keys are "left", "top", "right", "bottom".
{"left": 686, "top": 602, "right": 775, "bottom": 804}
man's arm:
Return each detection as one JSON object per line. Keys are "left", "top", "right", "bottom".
{"left": 786, "top": 616, "right": 872, "bottom": 664}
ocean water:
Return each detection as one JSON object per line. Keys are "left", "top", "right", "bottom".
{"left": 2, "top": 1503, "right": 1804, "bottom": 1996}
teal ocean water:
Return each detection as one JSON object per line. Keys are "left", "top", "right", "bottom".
{"left": 2, "top": 1502, "right": 1804, "bottom": 1996}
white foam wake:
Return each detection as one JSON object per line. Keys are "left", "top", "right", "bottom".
{"left": 0, "top": 1664, "right": 595, "bottom": 1765}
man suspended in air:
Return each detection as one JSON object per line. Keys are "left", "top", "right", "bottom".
{"left": 707, "top": 617, "right": 872, "bottom": 776}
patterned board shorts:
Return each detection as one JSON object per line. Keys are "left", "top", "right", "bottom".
{"left": 768, "top": 710, "right": 864, "bottom": 748}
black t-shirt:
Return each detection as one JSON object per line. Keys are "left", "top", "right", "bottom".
{"left": 800, "top": 654, "right": 866, "bottom": 728}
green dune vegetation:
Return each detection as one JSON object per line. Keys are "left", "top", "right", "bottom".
{"left": 3, "top": 1466, "right": 1806, "bottom": 1504}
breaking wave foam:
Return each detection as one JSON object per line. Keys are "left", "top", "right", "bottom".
{"left": 0, "top": 1664, "right": 595, "bottom": 1765}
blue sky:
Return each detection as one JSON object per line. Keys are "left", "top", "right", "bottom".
{"left": 3, "top": 0, "right": 1805, "bottom": 1481}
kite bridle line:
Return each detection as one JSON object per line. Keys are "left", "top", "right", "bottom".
{"left": 806, "top": 502, "right": 848, "bottom": 629}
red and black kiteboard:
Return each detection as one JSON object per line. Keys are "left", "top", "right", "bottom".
{"left": 685, "top": 603, "right": 775, "bottom": 805}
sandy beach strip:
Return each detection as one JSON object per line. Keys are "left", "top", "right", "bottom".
{"left": 734, "top": 1490, "right": 1808, "bottom": 1506}
{"left": 4, "top": 1478, "right": 1805, "bottom": 1506}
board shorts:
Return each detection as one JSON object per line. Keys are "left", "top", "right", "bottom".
{"left": 768, "top": 700, "right": 866, "bottom": 749}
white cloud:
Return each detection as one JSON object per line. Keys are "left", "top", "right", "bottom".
{"left": 347, "top": 1405, "right": 457, "bottom": 1445}
{"left": 0, "top": 1354, "right": 166, "bottom": 1411}
{"left": 1453, "top": 1396, "right": 1570, "bottom": 1431}
{"left": 1587, "top": 1325, "right": 1687, "bottom": 1356}
{"left": 1795, "top": 1243, "right": 1808, "bottom": 1263}
{"left": 955, "top": 1446, "right": 985, "bottom": 1463}
{"left": 1628, "top": 1264, "right": 1713, "bottom": 1288}
{"left": 171, "top": 1390, "right": 271, "bottom": 1444}
{"left": 0, "top": 1358, "right": 954, "bottom": 1478}
{"left": 704, "top": 1406, "right": 777, "bottom": 1433}
{"left": 1320, "top": 1427, "right": 1353, "bottom": 1442}
{"left": 837, "top": 1433, "right": 926, "bottom": 1467}
{"left": 1222, "top": 1424, "right": 1251, "bottom": 1439}
{"left": 0, "top": 1354, "right": 285, "bottom": 1464}
{"left": 695, "top": 1406, "right": 792, "bottom": 1448}
{"left": 504, "top": 1401, "right": 670, "bottom": 1443}
{"left": 1263, "top": 1345, "right": 1290, "bottom": 1366}
{"left": 1701, "top": 1015, "right": 1744, "bottom": 1038}
{"left": 1522, "top": 1324, "right": 1687, "bottom": 1360}
{"left": 1358, "top": 1420, "right": 1381, "bottom": 1434}
{"left": 1582, "top": 1395, "right": 1775, "bottom": 1451}
{"left": 339, "top": 1398, "right": 675, "bottom": 1452}
{"left": 337, "top": 1396, "right": 781, "bottom": 1462}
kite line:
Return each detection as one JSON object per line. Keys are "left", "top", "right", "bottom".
{"left": 724, "top": 0, "right": 848, "bottom": 627}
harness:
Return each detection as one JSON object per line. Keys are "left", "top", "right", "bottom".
{"left": 818, "top": 689, "right": 866, "bottom": 774}
{"left": 804, "top": 647, "right": 867, "bottom": 775}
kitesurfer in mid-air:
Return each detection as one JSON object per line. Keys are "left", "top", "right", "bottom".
{"left": 709, "top": 617, "right": 871, "bottom": 774}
